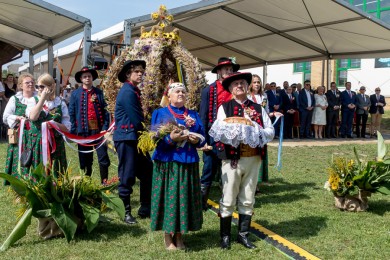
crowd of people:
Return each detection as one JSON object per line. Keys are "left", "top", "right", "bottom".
{"left": 0, "top": 56, "right": 386, "bottom": 251}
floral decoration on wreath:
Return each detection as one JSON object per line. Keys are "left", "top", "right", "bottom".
{"left": 101, "top": 5, "right": 206, "bottom": 124}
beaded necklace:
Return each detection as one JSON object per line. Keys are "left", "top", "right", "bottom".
{"left": 167, "top": 104, "right": 188, "bottom": 120}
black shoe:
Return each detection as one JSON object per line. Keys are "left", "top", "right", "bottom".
{"left": 124, "top": 212, "right": 137, "bottom": 224}
{"left": 340, "top": 135, "right": 345, "bottom": 138}
{"left": 237, "top": 214, "right": 256, "bottom": 249}
{"left": 138, "top": 205, "right": 151, "bottom": 218}
{"left": 200, "top": 184, "right": 211, "bottom": 211}
{"left": 347, "top": 135, "right": 353, "bottom": 139}
{"left": 220, "top": 216, "right": 232, "bottom": 250}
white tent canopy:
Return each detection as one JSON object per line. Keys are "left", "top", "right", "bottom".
{"left": 19, "top": 0, "right": 390, "bottom": 74}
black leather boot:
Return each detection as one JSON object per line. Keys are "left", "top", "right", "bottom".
{"left": 138, "top": 203, "right": 151, "bottom": 218}
{"left": 99, "top": 165, "right": 109, "bottom": 184}
{"left": 201, "top": 184, "right": 211, "bottom": 211}
{"left": 237, "top": 214, "right": 256, "bottom": 249}
{"left": 220, "top": 216, "right": 232, "bottom": 249}
{"left": 84, "top": 166, "right": 92, "bottom": 177}
{"left": 121, "top": 197, "right": 137, "bottom": 224}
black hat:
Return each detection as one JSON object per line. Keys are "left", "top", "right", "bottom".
{"left": 118, "top": 60, "right": 146, "bottom": 83}
{"left": 222, "top": 72, "right": 252, "bottom": 92}
{"left": 75, "top": 66, "right": 98, "bottom": 83}
{"left": 211, "top": 57, "right": 240, "bottom": 74}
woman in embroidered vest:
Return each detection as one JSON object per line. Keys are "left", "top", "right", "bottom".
{"left": 209, "top": 72, "right": 274, "bottom": 250}
{"left": 150, "top": 82, "right": 205, "bottom": 250}
{"left": 3, "top": 74, "right": 37, "bottom": 181}
{"left": 27, "top": 73, "right": 71, "bottom": 176}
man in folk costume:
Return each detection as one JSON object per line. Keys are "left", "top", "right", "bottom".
{"left": 69, "top": 66, "right": 110, "bottom": 183}
{"left": 209, "top": 72, "right": 274, "bottom": 249}
{"left": 199, "top": 57, "right": 239, "bottom": 210}
{"left": 113, "top": 60, "right": 153, "bottom": 224}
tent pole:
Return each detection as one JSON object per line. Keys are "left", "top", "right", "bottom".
{"left": 29, "top": 50, "right": 34, "bottom": 75}
{"left": 321, "top": 60, "right": 325, "bottom": 87}
{"left": 82, "top": 21, "right": 92, "bottom": 66}
{"left": 263, "top": 62, "right": 268, "bottom": 85}
{"left": 48, "top": 40, "right": 54, "bottom": 76}
{"left": 327, "top": 59, "right": 331, "bottom": 90}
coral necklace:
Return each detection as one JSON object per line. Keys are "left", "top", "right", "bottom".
{"left": 168, "top": 105, "right": 188, "bottom": 120}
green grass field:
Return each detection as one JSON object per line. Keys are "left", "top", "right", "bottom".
{"left": 0, "top": 140, "right": 389, "bottom": 259}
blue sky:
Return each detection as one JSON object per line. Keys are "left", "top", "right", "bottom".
{"left": 5, "top": 0, "right": 198, "bottom": 67}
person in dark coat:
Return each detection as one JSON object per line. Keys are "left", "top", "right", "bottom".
{"left": 266, "top": 82, "right": 282, "bottom": 137}
{"left": 281, "top": 85, "right": 297, "bottom": 139}
{"left": 369, "top": 87, "right": 386, "bottom": 137}
{"left": 339, "top": 81, "right": 356, "bottom": 138}
{"left": 68, "top": 67, "right": 110, "bottom": 182}
{"left": 113, "top": 60, "right": 153, "bottom": 224}
{"left": 198, "top": 57, "right": 238, "bottom": 210}
{"left": 298, "top": 80, "right": 315, "bottom": 138}
{"left": 325, "top": 82, "right": 341, "bottom": 138}
{"left": 355, "top": 86, "right": 371, "bottom": 138}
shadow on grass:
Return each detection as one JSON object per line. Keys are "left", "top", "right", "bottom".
{"left": 367, "top": 199, "right": 390, "bottom": 216}
{"left": 258, "top": 216, "right": 328, "bottom": 238}
{"left": 254, "top": 192, "right": 310, "bottom": 206}
{"left": 259, "top": 178, "right": 317, "bottom": 195}
{"left": 184, "top": 228, "right": 221, "bottom": 252}
{"left": 76, "top": 221, "right": 147, "bottom": 241}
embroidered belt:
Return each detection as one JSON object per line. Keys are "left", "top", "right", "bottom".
{"left": 88, "top": 119, "right": 99, "bottom": 130}
{"left": 240, "top": 144, "right": 259, "bottom": 157}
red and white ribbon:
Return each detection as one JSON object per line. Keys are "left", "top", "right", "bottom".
{"left": 41, "top": 120, "right": 115, "bottom": 166}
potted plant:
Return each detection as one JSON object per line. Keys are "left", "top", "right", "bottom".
{"left": 324, "top": 132, "right": 390, "bottom": 211}
{"left": 0, "top": 164, "right": 125, "bottom": 251}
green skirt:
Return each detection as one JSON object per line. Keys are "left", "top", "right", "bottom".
{"left": 150, "top": 161, "right": 203, "bottom": 234}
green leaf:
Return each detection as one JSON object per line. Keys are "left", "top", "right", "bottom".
{"left": 30, "top": 163, "right": 45, "bottom": 183}
{"left": 51, "top": 202, "right": 78, "bottom": 242}
{"left": 0, "top": 208, "right": 32, "bottom": 251}
{"left": 353, "top": 147, "right": 361, "bottom": 167}
{"left": 100, "top": 191, "right": 125, "bottom": 220}
{"left": 0, "top": 172, "right": 28, "bottom": 196}
{"left": 377, "top": 131, "right": 387, "bottom": 161}
{"left": 376, "top": 185, "right": 390, "bottom": 195}
{"left": 79, "top": 202, "right": 100, "bottom": 233}
{"left": 34, "top": 209, "right": 52, "bottom": 218}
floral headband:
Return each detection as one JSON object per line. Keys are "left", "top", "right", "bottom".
{"left": 167, "top": 82, "right": 187, "bottom": 96}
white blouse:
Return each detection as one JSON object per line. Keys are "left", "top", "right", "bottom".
{"left": 3, "top": 91, "right": 37, "bottom": 128}
{"left": 25, "top": 96, "right": 71, "bottom": 131}
{"left": 247, "top": 93, "right": 269, "bottom": 114}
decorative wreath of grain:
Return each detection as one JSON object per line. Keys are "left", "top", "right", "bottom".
{"left": 100, "top": 27, "right": 206, "bottom": 124}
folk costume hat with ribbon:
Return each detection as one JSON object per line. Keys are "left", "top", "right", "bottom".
{"left": 118, "top": 60, "right": 146, "bottom": 83}
{"left": 160, "top": 82, "right": 187, "bottom": 107}
{"left": 211, "top": 57, "right": 240, "bottom": 74}
{"left": 75, "top": 66, "right": 98, "bottom": 83}
{"left": 222, "top": 72, "right": 252, "bottom": 92}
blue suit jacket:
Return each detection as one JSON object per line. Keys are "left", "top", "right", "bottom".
{"left": 68, "top": 86, "right": 109, "bottom": 134}
{"left": 199, "top": 81, "right": 217, "bottom": 144}
{"left": 113, "top": 82, "right": 145, "bottom": 141}
{"left": 266, "top": 90, "right": 282, "bottom": 112}
{"left": 340, "top": 90, "right": 357, "bottom": 112}
{"left": 298, "top": 89, "right": 315, "bottom": 112}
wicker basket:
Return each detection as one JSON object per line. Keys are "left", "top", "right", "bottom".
{"left": 224, "top": 117, "right": 253, "bottom": 126}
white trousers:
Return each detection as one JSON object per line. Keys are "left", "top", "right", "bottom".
{"left": 219, "top": 156, "right": 261, "bottom": 218}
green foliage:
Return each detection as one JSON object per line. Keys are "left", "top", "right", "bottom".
{"left": 326, "top": 132, "right": 390, "bottom": 196}
{"left": 0, "top": 165, "right": 124, "bottom": 250}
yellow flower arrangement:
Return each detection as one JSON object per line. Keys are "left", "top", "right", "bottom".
{"left": 324, "top": 132, "right": 390, "bottom": 197}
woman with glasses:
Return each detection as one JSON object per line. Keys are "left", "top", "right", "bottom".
{"left": 27, "top": 73, "right": 71, "bottom": 176}
{"left": 3, "top": 74, "right": 37, "bottom": 181}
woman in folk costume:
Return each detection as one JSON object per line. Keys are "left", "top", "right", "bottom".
{"left": 209, "top": 72, "right": 274, "bottom": 250}
{"left": 3, "top": 74, "right": 38, "bottom": 181}
{"left": 150, "top": 82, "right": 205, "bottom": 250}
{"left": 27, "top": 73, "right": 71, "bottom": 176}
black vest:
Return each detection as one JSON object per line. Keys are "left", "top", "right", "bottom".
{"left": 216, "top": 99, "right": 264, "bottom": 160}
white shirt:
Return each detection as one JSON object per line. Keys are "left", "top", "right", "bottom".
{"left": 305, "top": 90, "right": 312, "bottom": 107}
{"left": 247, "top": 93, "right": 269, "bottom": 114}
{"left": 3, "top": 91, "right": 37, "bottom": 128}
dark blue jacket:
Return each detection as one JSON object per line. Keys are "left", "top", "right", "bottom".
{"left": 69, "top": 86, "right": 109, "bottom": 134}
{"left": 299, "top": 89, "right": 316, "bottom": 112}
{"left": 266, "top": 89, "right": 282, "bottom": 112}
{"left": 113, "top": 82, "right": 145, "bottom": 141}
{"left": 199, "top": 81, "right": 217, "bottom": 144}
{"left": 340, "top": 90, "right": 357, "bottom": 112}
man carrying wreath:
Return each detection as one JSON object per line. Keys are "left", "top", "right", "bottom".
{"left": 209, "top": 72, "right": 274, "bottom": 250}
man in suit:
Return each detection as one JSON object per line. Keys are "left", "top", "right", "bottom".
{"left": 281, "top": 85, "right": 297, "bottom": 139}
{"left": 369, "top": 87, "right": 386, "bottom": 137}
{"left": 355, "top": 86, "right": 371, "bottom": 138}
{"left": 325, "top": 82, "right": 341, "bottom": 138}
{"left": 69, "top": 66, "right": 110, "bottom": 182}
{"left": 339, "top": 81, "right": 356, "bottom": 138}
{"left": 113, "top": 60, "right": 153, "bottom": 224}
{"left": 298, "top": 80, "right": 315, "bottom": 138}
{"left": 266, "top": 82, "right": 282, "bottom": 137}
{"left": 199, "top": 57, "right": 238, "bottom": 211}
